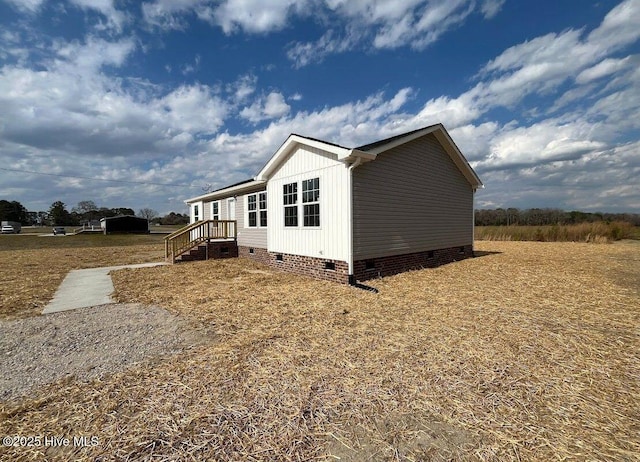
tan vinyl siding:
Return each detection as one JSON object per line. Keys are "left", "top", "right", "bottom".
{"left": 237, "top": 189, "right": 267, "bottom": 249}
{"left": 352, "top": 133, "right": 473, "bottom": 260}
{"left": 202, "top": 201, "right": 211, "bottom": 220}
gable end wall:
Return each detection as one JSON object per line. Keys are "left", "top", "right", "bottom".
{"left": 352, "top": 133, "right": 473, "bottom": 260}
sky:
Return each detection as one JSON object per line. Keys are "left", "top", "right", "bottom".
{"left": 0, "top": 0, "right": 639, "bottom": 216}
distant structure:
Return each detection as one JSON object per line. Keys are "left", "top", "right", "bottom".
{"left": 100, "top": 215, "right": 149, "bottom": 234}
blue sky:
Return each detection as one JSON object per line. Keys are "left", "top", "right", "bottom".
{"left": 0, "top": 0, "right": 638, "bottom": 215}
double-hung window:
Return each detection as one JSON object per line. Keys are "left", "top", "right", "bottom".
{"left": 247, "top": 192, "right": 267, "bottom": 228}
{"left": 283, "top": 178, "right": 320, "bottom": 227}
{"left": 302, "top": 178, "right": 320, "bottom": 227}
{"left": 283, "top": 183, "right": 298, "bottom": 227}
{"left": 259, "top": 192, "right": 267, "bottom": 227}
{"left": 193, "top": 204, "right": 199, "bottom": 223}
{"left": 211, "top": 202, "right": 219, "bottom": 221}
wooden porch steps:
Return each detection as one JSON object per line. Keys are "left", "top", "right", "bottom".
{"left": 164, "top": 219, "right": 237, "bottom": 263}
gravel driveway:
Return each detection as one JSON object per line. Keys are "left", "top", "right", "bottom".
{"left": 0, "top": 303, "right": 212, "bottom": 402}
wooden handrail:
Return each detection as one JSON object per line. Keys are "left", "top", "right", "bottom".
{"left": 164, "top": 220, "right": 237, "bottom": 263}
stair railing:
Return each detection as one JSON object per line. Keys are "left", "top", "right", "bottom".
{"left": 164, "top": 220, "right": 237, "bottom": 263}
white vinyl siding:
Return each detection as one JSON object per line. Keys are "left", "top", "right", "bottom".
{"left": 268, "top": 146, "right": 349, "bottom": 261}
{"left": 352, "top": 133, "right": 474, "bottom": 260}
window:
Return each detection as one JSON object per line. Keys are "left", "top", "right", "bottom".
{"left": 324, "top": 261, "right": 336, "bottom": 271}
{"left": 193, "top": 204, "right": 199, "bottom": 222}
{"left": 247, "top": 195, "right": 257, "bottom": 227}
{"left": 276, "top": 254, "right": 283, "bottom": 262}
{"left": 247, "top": 192, "right": 267, "bottom": 228}
{"left": 211, "top": 202, "right": 219, "bottom": 221}
{"left": 283, "top": 183, "right": 298, "bottom": 227}
{"left": 259, "top": 192, "right": 267, "bottom": 227}
{"left": 365, "top": 260, "right": 376, "bottom": 271}
{"left": 302, "top": 177, "right": 320, "bottom": 227}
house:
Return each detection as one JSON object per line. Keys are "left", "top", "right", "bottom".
{"left": 175, "top": 124, "right": 483, "bottom": 284}
{"left": 100, "top": 215, "right": 149, "bottom": 234}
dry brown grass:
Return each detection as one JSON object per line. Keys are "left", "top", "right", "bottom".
{"left": 1, "top": 241, "right": 639, "bottom": 461}
{"left": 475, "top": 221, "right": 636, "bottom": 242}
{"left": 0, "top": 235, "right": 163, "bottom": 319}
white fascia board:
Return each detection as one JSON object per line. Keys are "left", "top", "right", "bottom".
{"left": 256, "top": 135, "right": 353, "bottom": 181}
{"left": 185, "top": 180, "right": 266, "bottom": 204}
{"left": 338, "top": 149, "right": 376, "bottom": 162}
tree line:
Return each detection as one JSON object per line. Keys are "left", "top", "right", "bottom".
{"left": 0, "top": 199, "right": 189, "bottom": 226}
{"left": 475, "top": 208, "right": 640, "bottom": 227}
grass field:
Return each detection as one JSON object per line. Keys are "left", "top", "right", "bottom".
{"left": 1, "top": 240, "right": 638, "bottom": 460}
{"left": 475, "top": 221, "right": 637, "bottom": 242}
{"left": 0, "top": 233, "right": 165, "bottom": 319}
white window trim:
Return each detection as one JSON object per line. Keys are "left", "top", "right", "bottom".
{"left": 210, "top": 201, "right": 220, "bottom": 221}
{"left": 245, "top": 192, "right": 268, "bottom": 228}
{"left": 282, "top": 177, "right": 322, "bottom": 230}
{"left": 302, "top": 177, "right": 320, "bottom": 228}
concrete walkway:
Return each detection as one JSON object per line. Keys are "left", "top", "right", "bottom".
{"left": 43, "top": 262, "right": 167, "bottom": 314}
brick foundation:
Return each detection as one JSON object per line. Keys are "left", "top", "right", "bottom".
{"left": 239, "top": 246, "right": 349, "bottom": 284}
{"left": 238, "top": 245, "right": 271, "bottom": 265}
{"left": 232, "top": 244, "right": 473, "bottom": 284}
{"left": 353, "top": 245, "right": 473, "bottom": 282}
{"left": 207, "top": 241, "right": 238, "bottom": 259}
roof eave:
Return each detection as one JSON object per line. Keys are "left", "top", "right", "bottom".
{"left": 185, "top": 179, "right": 266, "bottom": 204}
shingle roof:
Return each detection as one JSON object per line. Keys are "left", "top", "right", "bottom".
{"left": 355, "top": 124, "right": 440, "bottom": 152}
{"left": 291, "top": 134, "right": 350, "bottom": 150}
{"left": 209, "top": 178, "right": 254, "bottom": 193}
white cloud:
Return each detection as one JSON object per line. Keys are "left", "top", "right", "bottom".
{"left": 240, "top": 91, "right": 291, "bottom": 123}
{"left": 481, "top": 121, "right": 608, "bottom": 169}
{"left": 480, "top": 0, "right": 504, "bottom": 19}
{"left": 141, "top": 0, "right": 204, "bottom": 30}
{"left": 1, "top": 0, "right": 46, "bottom": 13}
{"left": 575, "top": 56, "right": 635, "bottom": 84}
{"left": 206, "top": 0, "right": 309, "bottom": 34}
{"left": 141, "top": 0, "right": 502, "bottom": 65}
{"left": 227, "top": 73, "right": 257, "bottom": 102}
{"left": 587, "top": 0, "right": 640, "bottom": 51}
{"left": 287, "top": 29, "right": 359, "bottom": 68}
{"left": 68, "top": 0, "right": 129, "bottom": 31}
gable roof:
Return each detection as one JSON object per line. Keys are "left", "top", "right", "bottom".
{"left": 185, "top": 178, "right": 265, "bottom": 203}
{"left": 186, "top": 123, "right": 483, "bottom": 204}
{"left": 354, "top": 124, "right": 483, "bottom": 189}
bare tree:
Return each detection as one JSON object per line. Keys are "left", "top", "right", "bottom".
{"left": 138, "top": 208, "right": 159, "bottom": 221}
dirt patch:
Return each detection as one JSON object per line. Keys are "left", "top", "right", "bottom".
{"left": 325, "top": 412, "right": 476, "bottom": 461}
{"left": 0, "top": 303, "right": 212, "bottom": 401}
